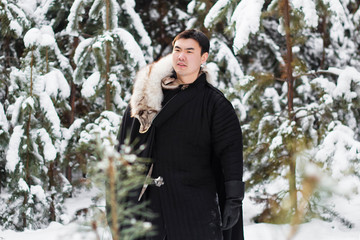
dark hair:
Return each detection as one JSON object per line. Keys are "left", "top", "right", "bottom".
{"left": 172, "top": 29, "right": 210, "bottom": 55}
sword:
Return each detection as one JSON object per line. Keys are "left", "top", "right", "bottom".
{"left": 138, "top": 164, "right": 164, "bottom": 201}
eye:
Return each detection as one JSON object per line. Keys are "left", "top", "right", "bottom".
{"left": 138, "top": 110, "right": 144, "bottom": 116}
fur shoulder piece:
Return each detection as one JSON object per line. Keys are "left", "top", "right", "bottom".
{"left": 130, "top": 54, "right": 215, "bottom": 133}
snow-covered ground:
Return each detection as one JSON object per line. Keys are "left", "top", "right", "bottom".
{"left": 1, "top": 188, "right": 359, "bottom": 240}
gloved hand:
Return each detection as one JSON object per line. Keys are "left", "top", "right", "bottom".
{"left": 221, "top": 180, "right": 245, "bottom": 230}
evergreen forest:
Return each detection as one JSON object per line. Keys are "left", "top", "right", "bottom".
{"left": 1, "top": 0, "right": 360, "bottom": 238}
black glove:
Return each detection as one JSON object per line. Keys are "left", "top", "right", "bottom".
{"left": 221, "top": 180, "right": 245, "bottom": 230}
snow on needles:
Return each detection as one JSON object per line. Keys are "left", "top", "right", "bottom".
{"left": 112, "top": 28, "right": 146, "bottom": 68}
{"left": 39, "top": 92, "right": 62, "bottom": 138}
{"left": 204, "top": 0, "right": 230, "bottom": 28}
{"left": 81, "top": 71, "right": 101, "bottom": 98}
{"left": 231, "top": 0, "right": 264, "bottom": 52}
{"left": 24, "top": 26, "right": 56, "bottom": 48}
{"left": 35, "top": 69, "right": 71, "bottom": 99}
{"left": 310, "top": 66, "right": 360, "bottom": 102}
{"left": 330, "top": 66, "right": 360, "bottom": 101}
{"left": 315, "top": 122, "right": 360, "bottom": 188}
{"left": 0, "top": 102, "right": 9, "bottom": 133}
{"left": 37, "top": 128, "right": 57, "bottom": 161}
{"left": 30, "top": 185, "right": 47, "bottom": 204}
{"left": 18, "top": 178, "right": 30, "bottom": 192}
{"left": 291, "top": 0, "right": 318, "bottom": 28}
{"left": 66, "top": 0, "right": 86, "bottom": 36}
{"left": 5, "top": 125, "right": 24, "bottom": 172}
{"left": 122, "top": 0, "right": 152, "bottom": 48}
{"left": 210, "top": 38, "right": 244, "bottom": 83}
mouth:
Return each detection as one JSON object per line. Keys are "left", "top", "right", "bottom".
{"left": 177, "top": 62, "right": 187, "bottom": 67}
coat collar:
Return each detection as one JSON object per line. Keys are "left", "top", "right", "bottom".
{"left": 130, "top": 54, "right": 214, "bottom": 133}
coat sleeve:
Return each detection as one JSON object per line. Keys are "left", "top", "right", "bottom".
{"left": 116, "top": 105, "right": 156, "bottom": 159}
{"left": 116, "top": 105, "right": 144, "bottom": 152}
{"left": 210, "top": 93, "right": 243, "bottom": 182}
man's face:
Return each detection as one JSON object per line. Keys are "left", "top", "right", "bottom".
{"left": 172, "top": 38, "right": 208, "bottom": 84}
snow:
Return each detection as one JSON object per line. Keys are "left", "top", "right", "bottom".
{"left": 264, "top": 87, "right": 281, "bottom": 112}
{"left": 30, "top": 185, "right": 47, "bottom": 204}
{"left": 2, "top": 1, "right": 360, "bottom": 239}
{"left": 110, "top": 73, "right": 128, "bottom": 109}
{"left": 1, "top": 187, "right": 360, "bottom": 240}
{"left": 73, "top": 38, "right": 93, "bottom": 66}
{"left": 66, "top": 0, "right": 85, "bottom": 36}
{"left": 269, "top": 135, "right": 283, "bottom": 151}
{"left": 245, "top": 219, "right": 359, "bottom": 240}
{"left": 109, "top": 0, "right": 120, "bottom": 29}
{"left": 40, "top": 69, "right": 71, "bottom": 99}
{"left": 33, "top": 0, "right": 55, "bottom": 24}
{"left": 204, "top": 0, "right": 230, "bottom": 28}
{"left": 39, "top": 92, "right": 62, "bottom": 138}
{"left": 231, "top": 0, "right": 264, "bottom": 52}
{"left": 210, "top": 38, "right": 244, "bottom": 85}
{"left": 322, "top": 0, "right": 351, "bottom": 43}
{"left": 0, "top": 102, "right": 9, "bottom": 133}
{"left": 5, "top": 125, "right": 24, "bottom": 172}
{"left": 53, "top": 43, "right": 74, "bottom": 74}
{"left": 80, "top": 110, "right": 120, "bottom": 147}
{"left": 330, "top": 67, "right": 360, "bottom": 101}
{"left": 21, "top": 96, "right": 35, "bottom": 111}
{"left": 24, "top": 28, "right": 42, "bottom": 48}
{"left": 10, "top": 96, "right": 25, "bottom": 126}
{"left": 63, "top": 119, "right": 85, "bottom": 141}
{"left": 122, "top": 0, "right": 152, "bottom": 48}
{"left": 4, "top": 1, "right": 30, "bottom": 36}
{"left": 89, "top": 0, "right": 103, "bottom": 19}
{"left": 9, "top": 20, "right": 22, "bottom": 36}
{"left": 311, "top": 76, "right": 336, "bottom": 93}
{"left": 81, "top": 71, "right": 101, "bottom": 98}
{"left": 187, "top": 0, "right": 196, "bottom": 15}
{"left": 17, "top": 0, "right": 37, "bottom": 16}
{"left": 23, "top": 26, "right": 56, "bottom": 48}
{"left": 258, "top": 33, "right": 285, "bottom": 66}
{"left": 37, "top": 128, "right": 57, "bottom": 161}
{"left": 291, "top": 0, "right": 318, "bottom": 28}
{"left": 18, "top": 178, "right": 29, "bottom": 192}
{"left": 315, "top": 123, "right": 360, "bottom": 179}
{"left": 112, "top": 28, "right": 146, "bottom": 68}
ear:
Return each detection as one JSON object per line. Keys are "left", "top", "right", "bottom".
{"left": 201, "top": 52, "right": 209, "bottom": 64}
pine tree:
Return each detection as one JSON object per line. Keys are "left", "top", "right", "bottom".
{"left": 0, "top": 0, "right": 32, "bottom": 193}
{"left": 67, "top": 0, "right": 156, "bottom": 238}
{"left": 0, "top": 25, "right": 73, "bottom": 230}
{"left": 66, "top": 0, "right": 148, "bottom": 181}
{"left": 186, "top": 0, "right": 249, "bottom": 123}
{"left": 203, "top": 0, "right": 360, "bottom": 229}
{"left": 76, "top": 111, "right": 154, "bottom": 239}
{"left": 135, "top": 0, "right": 192, "bottom": 59}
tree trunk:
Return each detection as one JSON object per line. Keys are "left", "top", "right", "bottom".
{"left": 105, "top": 0, "right": 111, "bottom": 110}
{"left": 108, "top": 156, "right": 119, "bottom": 240}
{"left": 46, "top": 47, "right": 49, "bottom": 73}
{"left": 48, "top": 162, "right": 56, "bottom": 221}
{"left": 282, "top": 0, "right": 297, "bottom": 214}
{"left": 320, "top": 13, "right": 328, "bottom": 69}
{"left": 66, "top": 36, "right": 79, "bottom": 185}
{"left": 23, "top": 46, "right": 35, "bottom": 229}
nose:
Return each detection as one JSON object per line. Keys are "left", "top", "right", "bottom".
{"left": 178, "top": 52, "right": 185, "bottom": 60}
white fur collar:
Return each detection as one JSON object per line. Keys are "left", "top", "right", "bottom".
{"left": 130, "top": 54, "right": 214, "bottom": 133}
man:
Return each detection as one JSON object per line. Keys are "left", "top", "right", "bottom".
{"left": 117, "top": 29, "right": 244, "bottom": 240}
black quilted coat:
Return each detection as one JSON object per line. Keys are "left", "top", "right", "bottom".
{"left": 117, "top": 73, "right": 244, "bottom": 240}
